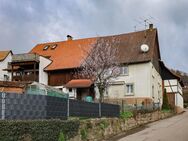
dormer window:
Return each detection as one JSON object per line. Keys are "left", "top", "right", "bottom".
{"left": 51, "top": 44, "right": 57, "bottom": 50}
{"left": 43, "top": 45, "right": 49, "bottom": 50}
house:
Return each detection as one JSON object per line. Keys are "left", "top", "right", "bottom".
{"left": 7, "top": 53, "right": 51, "bottom": 85}
{"left": 102, "top": 26, "right": 162, "bottom": 108}
{"left": 160, "top": 62, "right": 184, "bottom": 113}
{"left": 1, "top": 26, "right": 183, "bottom": 110}
{"left": 30, "top": 36, "right": 95, "bottom": 99}
{"left": 28, "top": 26, "right": 163, "bottom": 105}
{"left": 0, "top": 50, "right": 12, "bottom": 81}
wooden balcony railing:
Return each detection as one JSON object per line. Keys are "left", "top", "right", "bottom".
{"left": 12, "top": 74, "right": 39, "bottom": 82}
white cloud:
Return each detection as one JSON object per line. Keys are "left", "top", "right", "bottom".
{"left": 0, "top": 0, "right": 187, "bottom": 72}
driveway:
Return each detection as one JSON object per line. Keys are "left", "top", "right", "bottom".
{"left": 118, "top": 109, "right": 188, "bottom": 141}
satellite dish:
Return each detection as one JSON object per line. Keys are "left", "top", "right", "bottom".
{"left": 141, "top": 44, "right": 149, "bottom": 53}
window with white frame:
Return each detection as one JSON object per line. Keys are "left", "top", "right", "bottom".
{"left": 120, "top": 66, "right": 128, "bottom": 75}
{"left": 126, "top": 84, "right": 134, "bottom": 95}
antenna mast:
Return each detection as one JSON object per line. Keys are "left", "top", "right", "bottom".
{"left": 133, "top": 16, "right": 157, "bottom": 31}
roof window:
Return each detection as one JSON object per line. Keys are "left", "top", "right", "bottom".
{"left": 51, "top": 44, "right": 57, "bottom": 50}
{"left": 43, "top": 45, "right": 50, "bottom": 50}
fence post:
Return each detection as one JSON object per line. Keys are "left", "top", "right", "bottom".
{"left": 67, "top": 95, "right": 69, "bottom": 118}
{"left": 1, "top": 92, "right": 6, "bottom": 120}
{"left": 99, "top": 102, "right": 101, "bottom": 117}
{"left": 121, "top": 100, "right": 124, "bottom": 112}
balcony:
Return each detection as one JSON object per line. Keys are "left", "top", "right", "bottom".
{"left": 12, "top": 53, "right": 39, "bottom": 63}
{"left": 12, "top": 74, "right": 39, "bottom": 82}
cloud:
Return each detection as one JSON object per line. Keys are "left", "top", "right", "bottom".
{"left": 0, "top": 0, "right": 187, "bottom": 72}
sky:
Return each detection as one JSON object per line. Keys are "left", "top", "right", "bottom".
{"left": 0, "top": 0, "right": 187, "bottom": 73}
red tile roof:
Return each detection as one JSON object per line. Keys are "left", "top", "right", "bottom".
{"left": 65, "top": 79, "right": 93, "bottom": 88}
{"left": 30, "top": 29, "right": 160, "bottom": 71}
{"left": 30, "top": 38, "right": 96, "bottom": 71}
{"left": 0, "top": 50, "right": 12, "bottom": 62}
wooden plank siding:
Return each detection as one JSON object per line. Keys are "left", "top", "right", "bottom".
{"left": 48, "top": 69, "right": 76, "bottom": 86}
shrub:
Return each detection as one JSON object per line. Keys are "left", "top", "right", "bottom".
{"left": 120, "top": 111, "right": 133, "bottom": 119}
{"left": 0, "top": 119, "right": 79, "bottom": 141}
{"left": 99, "top": 120, "right": 109, "bottom": 130}
{"left": 58, "top": 132, "right": 66, "bottom": 141}
{"left": 80, "top": 128, "right": 88, "bottom": 141}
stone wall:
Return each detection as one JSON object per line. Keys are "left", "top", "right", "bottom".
{"left": 70, "top": 111, "right": 174, "bottom": 141}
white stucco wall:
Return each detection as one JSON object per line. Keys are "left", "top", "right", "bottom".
{"left": 0, "top": 52, "right": 12, "bottom": 81}
{"left": 39, "top": 56, "right": 52, "bottom": 85}
{"left": 175, "top": 93, "right": 184, "bottom": 109}
{"left": 100, "top": 62, "right": 162, "bottom": 104}
{"left": 151, "top": 63, "right": 163, "bottom": 104}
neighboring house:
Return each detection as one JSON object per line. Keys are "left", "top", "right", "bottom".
{"left": 7, "top": 53, "right": 51, "bottom": 85}
{"left": 0, "top": 50, "right": 12, "bottom": 81}
{"left": 160, "top": 61, "right": 184, "bottom": 113}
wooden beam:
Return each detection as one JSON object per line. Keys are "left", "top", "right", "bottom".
{"left": 34, "top": 62, "right": 36, "bottom": 81}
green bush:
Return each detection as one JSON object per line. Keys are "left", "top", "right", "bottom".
{"left": 120, "top": 111, "right": 133, "bottom": 119}
{"left": 58, "top": 132, "right": 66, "bottom": 141}
{"left": 99, "top": 120, "right": 109, "bottom": 130}
{"left": 80, "top": 128, "right": 88, "bottom": 141}
{"left": 0, "top": 119, "right": 79, "bottom": 141}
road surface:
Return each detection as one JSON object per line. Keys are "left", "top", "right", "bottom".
{"left": 118, "top": 109, "right": 188, "bottom": 141}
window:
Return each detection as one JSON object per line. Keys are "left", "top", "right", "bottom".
{"left": 120, "top": 66, "right": 128, "bottom": 75}
{"left": 69, "top": 88, "right": 72, "bottom": 92}
{"left": 43, "top": 45, "right": 49, "bottom": 50}
{"left": 51, "top": 44, "right": 57, "bottom": 50}
{"left": 126, "top": 84, "right": 134, "bottom": 95}
{"left": 4, "top": 75, "right": 9, "bottom": 81}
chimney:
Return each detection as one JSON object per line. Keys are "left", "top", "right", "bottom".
{"left": 149, "top": 24, "right": 153, "bottom": 30}
{"left": 67, "top": 35, "right": 73, "bottom": 41}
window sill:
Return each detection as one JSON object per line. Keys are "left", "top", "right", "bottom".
{"left": 119, "top": 74, "right": 129, "bottom": 76}
{"left": 125, "top": 94, "right": 134, "bottom": 96}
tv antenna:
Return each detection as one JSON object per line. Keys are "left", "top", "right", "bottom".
{"left": 133, "top": 16, "right": 157, "bottom": 31}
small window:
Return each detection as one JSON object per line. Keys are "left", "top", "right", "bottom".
{"left": 120, "top": 66, "right": 128, "bottom": 75}
{"left": 69, "top": 88, "right": 72, "bottom": 92}
{"left": 43, "top": 45, "right": 50, "bottom": 50}
{"left": 4, "top": 75, "right": 9, "bottom": 81}
{"left": 126, "top": 84, "right": 134, "bottom": 95}
{"left": 51, "top": 44, "right": 57, "bottom": 50}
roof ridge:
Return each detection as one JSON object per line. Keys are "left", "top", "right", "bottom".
{"left": 36, "top": 28, "right": 157, "bottom": 45}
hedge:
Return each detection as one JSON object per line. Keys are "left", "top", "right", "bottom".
{"left": 0, "top": 119, "right": 80, "bottom": 141}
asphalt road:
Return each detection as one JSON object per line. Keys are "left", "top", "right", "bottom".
{"left": 118, "top": 109, "right": 188, "bottom": 141}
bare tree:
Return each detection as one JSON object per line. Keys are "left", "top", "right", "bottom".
{"left": 76, "top": 37, "right": 120, "bottom": 102}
